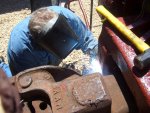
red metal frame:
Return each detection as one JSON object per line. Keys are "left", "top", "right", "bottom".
{"left": 100, "top": 16, "right": 150, "bottom": 113}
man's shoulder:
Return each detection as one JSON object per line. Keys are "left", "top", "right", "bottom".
{"left": 11, "top": 16, "right": 30, "bottom": 39}
{"left": 48, "top": 6, "right": 75, "bottom": 17}
{"left": 48, "top": 6, "right": 68, "bottom": 12}
{"left": 9, "top": 16, "right": 31, "bottom": 51}
{"left": 12, "top": 16, "right": 30, "bottom": 33}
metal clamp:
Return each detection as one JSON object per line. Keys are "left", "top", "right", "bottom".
{"left": 10, "top": 65, "right": 111, "bottom": 113}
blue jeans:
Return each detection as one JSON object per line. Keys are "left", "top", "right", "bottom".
{"left": 0, "top": 62, "right": 12, "bottom": 77}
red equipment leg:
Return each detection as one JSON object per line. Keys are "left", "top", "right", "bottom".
{"left": 100, "top": 16, "right": 150, "bottom": 113}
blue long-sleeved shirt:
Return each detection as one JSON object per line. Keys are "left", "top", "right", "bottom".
{"left": 7, "top": 6, "right": 98, "bottom": 75}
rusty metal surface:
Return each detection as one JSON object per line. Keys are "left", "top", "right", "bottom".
{"left": 72, "top": 75, "right": 106, "bottom": 106}
{"left": 100, "top": 16, "right": 150, "bottom": 113}
{"left": 103, "top": 75, "right": 129, "bottom": 113}
{"left": 10, "top": 65, "right": 111, "bottom": 113}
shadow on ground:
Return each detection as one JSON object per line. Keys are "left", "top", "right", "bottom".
{"left": 0, "top": 0, "right": 31, "bottom": 14}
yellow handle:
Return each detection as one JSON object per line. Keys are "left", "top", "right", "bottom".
{"left": 96, "top": 5, "right": 150, "bottom": 53}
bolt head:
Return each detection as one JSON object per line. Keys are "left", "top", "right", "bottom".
{"left": 19, "top": 76, "right": 32, "bottom": 88}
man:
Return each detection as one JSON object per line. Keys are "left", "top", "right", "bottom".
{"left": 8, "top": 6, "right": 98, "bottom": 75}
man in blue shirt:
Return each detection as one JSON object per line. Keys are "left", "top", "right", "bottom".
{"left": 8, "top": 6, "right": 98, "bottom": 75}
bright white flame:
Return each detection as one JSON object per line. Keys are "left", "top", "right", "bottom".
{"left": 90, "top": 58, "right": 102, "bottom": 74}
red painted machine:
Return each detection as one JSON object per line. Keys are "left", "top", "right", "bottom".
{"left": 99, "top": 0, "right": 150, "bottom": 112}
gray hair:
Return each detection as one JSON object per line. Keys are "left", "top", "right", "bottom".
{"left": 28, "top": 7, "right": 59, "bottom": 38}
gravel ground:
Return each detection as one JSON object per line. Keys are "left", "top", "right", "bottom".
{"left": 0, "top": 0, "right": 102, "bottom": 72}
{"left": 0, "top": 0, "right": 31, "bottom": 62}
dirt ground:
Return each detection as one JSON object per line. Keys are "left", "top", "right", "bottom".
{"left": 0, "top": 0, "right": 102, "bottom": 71}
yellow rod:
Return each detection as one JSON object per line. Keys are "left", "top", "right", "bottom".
{"left": 96, "top": 5, "right": 150, "bottom": 53}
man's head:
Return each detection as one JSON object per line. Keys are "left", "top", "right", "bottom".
{"left": 28, "top": 7, "right": 79, "bottom": 59}
{"left": 29, "top": 7, "right": 59, "bottom": 39}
